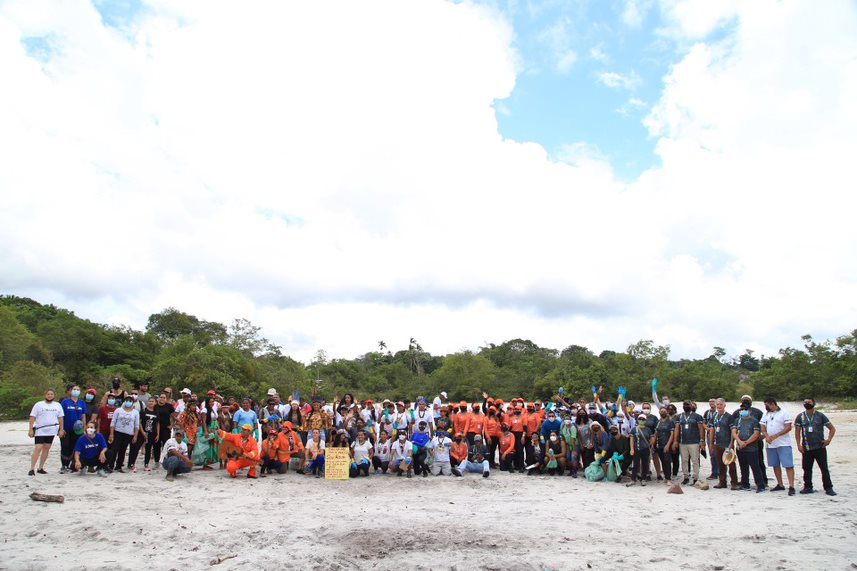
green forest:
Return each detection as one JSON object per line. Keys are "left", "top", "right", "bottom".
{"left": 0, "top": 295, "right": 855, "bottom": 419}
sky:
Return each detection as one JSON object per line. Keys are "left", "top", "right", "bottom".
{"left": 1, "top": 0, "right": 856, "bottom": 364}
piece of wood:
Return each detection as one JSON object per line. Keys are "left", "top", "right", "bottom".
{"left": 210, "top": 554, "right": 237, "bottom": 566}
{"left": 30, "top": 492, "right": 64, "bottom": 503}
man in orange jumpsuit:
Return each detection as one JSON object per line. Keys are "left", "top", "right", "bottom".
{"left": 218, "top": 424, "right": 259, "bottom": 479}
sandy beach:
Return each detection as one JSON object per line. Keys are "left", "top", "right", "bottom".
{"left": 1, "top": 411, "right": 855, "bottom": 571}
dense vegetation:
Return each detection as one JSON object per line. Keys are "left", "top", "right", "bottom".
{"left": 1, "top": 295, "right": 855, "bottom": 419}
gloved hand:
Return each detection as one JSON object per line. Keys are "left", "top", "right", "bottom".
{"left": 652, "top": 378, "right": 658, "bottom": 391}
{"left": 591, "top": 386, "right": 598, "bottom": 395}
{"left": 351, "top": 463, "right": 358, "bottom": 470}
{"left": 405, "top": 458, "right": 412, "bottom": 465}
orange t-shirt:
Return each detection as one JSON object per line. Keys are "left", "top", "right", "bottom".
{"left": 451, "top": 441, "right": 468, "bottom": 463}
{"left": 485, "top": 416, "right": 502, "bottom": 438}
{"left": 499, "top": 432, "right": 516, "bottom": 457}
{"left": 526, "top": 413, "right": 542, "bottom": 435}
{"left": 452, "top": 412, "right": 470, "bottom": 435}
{"left": 465, "top": 414, "right": 485, "bottom": 435}
{"left": 508, "top": 414, "right": 526, "bottom": 433}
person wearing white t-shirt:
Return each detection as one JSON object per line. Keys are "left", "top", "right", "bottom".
{"left": 373, "top": 431, "right": 391, "bottom": 474}
{"left": 28, "top": 389, "right": 65, "bottom": 476}
{"left": 349, "top": 431, "right": 374, "bottom": 477}
{"left": 162, "top": 428, "right": 193, "bottom": 481}
{"left": 429, "top": 431, "right": 454, "bottom": 476}
{"left": 761, "top": 398, "right": 795, "bottom": 495}
{"left": 390, "top": 433, "right": 414, "bottom": 477}
{"left": 432, "top": 391, "right": 448, "bottom": 420}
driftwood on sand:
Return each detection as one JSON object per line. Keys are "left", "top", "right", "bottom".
{"left": 30, "top": 492, "right": 64, "bottom": 503}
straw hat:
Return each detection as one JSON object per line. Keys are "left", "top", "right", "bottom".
{"left": 722, "top": 446, "right": 737, "bottom": 466}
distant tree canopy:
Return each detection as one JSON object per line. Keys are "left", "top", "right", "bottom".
{"left": 0, "top": 295, "right": 855, "bottom": 419}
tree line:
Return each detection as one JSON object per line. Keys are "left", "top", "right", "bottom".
{"left": 0, "top": 295, "right": 854, "bottom": 419}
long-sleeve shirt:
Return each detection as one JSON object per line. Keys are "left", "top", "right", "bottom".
{"left": 218, "top": 430, "right": 258, "bottom": 459}
{"left": 540, "top": 418, "right": 562, "bottom": 440}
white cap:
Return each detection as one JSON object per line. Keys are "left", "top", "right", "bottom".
{"left": 181, "top": 387, "right": 191, "bottom": 394}
{"left": 440, "top": 391, "right": 448, "bottom": 398}
{"left": 267, "top": 388, "right": 277, "bottom": 396}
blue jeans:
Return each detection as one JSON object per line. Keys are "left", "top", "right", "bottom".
{"left": 162, "top": 456, "right": 192, "bottom": 476}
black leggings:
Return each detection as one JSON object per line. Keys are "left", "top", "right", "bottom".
{"left": 111, "top": 433, "right": 133, "bottom": 470}
{"left": 632, "top": 449, "right": 651, "bottom": 481}
{"left": 144, "top": 437, "right": 162, "bottom": 466}
{"left": 60, "top": 433, "right": 81, "bottom": 469}
{"left": 657, "top": 447, "right": 673, "bottom": 479}
{"left": 128, "top": 438, "right": 143, "bottom": 467}
{"left": 413, "top": 448, "right": 428, "bottom": 475}
{"left": 372, "top": 458, "right": 389, "bottom": 473}
{"left": 671, "top": 448, "right": 680, "bottom": 477}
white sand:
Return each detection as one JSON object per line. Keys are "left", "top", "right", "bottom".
{"left": 1, "top": 412, "right": 855, "bottom": 571}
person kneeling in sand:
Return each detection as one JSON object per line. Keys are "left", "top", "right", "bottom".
{"left": 162, "top": 429, "right": 193, "bottom": 481}
{"left": 452, "top": 434, "right": 490, "bottom": 478}
{"left": 218, "top": 424, "right": 260, "bottom": 479}
{"left": 73, "top": 422, "right": 109, "bottom": 477}
{"left": 428, "top": 429, "right": 454, "bottom": 476}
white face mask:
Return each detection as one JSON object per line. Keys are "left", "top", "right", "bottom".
{"left": 86, "top": 428, "right": 96, "bottom": 436}
{"left": 550, "top": 435, "right": 558, "bottom": 442}
{"left": 398, "top": 436, "right": 406, "bottom": 442}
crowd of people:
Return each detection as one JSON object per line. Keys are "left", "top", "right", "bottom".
{"left": 26, "top": 377, "right": 837, "bottom": 496}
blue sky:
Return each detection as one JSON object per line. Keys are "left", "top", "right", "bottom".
{"left": 479, "top": 0, "right": 674, "bottom": 180}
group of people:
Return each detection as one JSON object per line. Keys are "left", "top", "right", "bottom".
{"left": 27, "top": 377, "right": 837, "bottom": 496}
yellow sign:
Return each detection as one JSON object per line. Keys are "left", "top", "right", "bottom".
{"left": 325, "top": 447, "right": 350, "bottom": 480}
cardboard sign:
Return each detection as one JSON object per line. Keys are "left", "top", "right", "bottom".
{"left": 325, "top": 447, "right": 350, "bottom": 480}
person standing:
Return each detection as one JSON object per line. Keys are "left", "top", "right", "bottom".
{"left": 60, "top": 384, "right": 87, "bottom": 473}
{"left": 627, "top": 413, "right": 651, "bottom": 486}
{"left": 28, "top": 389, "right": 64, "bottom": 476}
{"left": 673, "top": 400, "right": 706, "bottom": 485}
{"left": 732, "top": 402, "right": 765, "bottom": 492}
{"left": 141, "top": 398, "right": 161, "bottom": 472}
{"left": 794, "top": 398, "right": 836, "bottom": 496}
{"left": 652, "top": 407, "right": 676, "bottom": 483}
{"left": 702, "top": 398, "right": 720, "bottom": 481}
{"left": 761, "top": 398, "right": 796, "bottom": 496}
{"left": 432, "top": 391, "right": 448, "bottom": 421}
{"left": 709, "top": 398, "right": 739, "bottom": 490}
{"left": 733, "top": 394, "right": 767, "bottom": 485}
{"left": 83, "top": 388, "right": 99, "bottom": 425}
{"left": 109, "top": 396, "right": 140, "bottom": 473}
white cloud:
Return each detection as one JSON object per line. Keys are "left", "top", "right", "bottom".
{"left": 622, "top": 0, "right": 653, "bottom": 28}
{"left": 589, "top": 45, "right": 609, "bottom": 63}
{"left": 1, "top": 0, "right": 856, "bottom": 364}
{"left": 537, "top": 15, "right": 578, "bottom": 74}
{"left": 555, "top": 49, "right": 577, "bottom": 73}
{"left": 617, "top": 97, "right": 647, "bottom": 115}
{"left": 597, "top": 70, "right": 642, "bottom": 90}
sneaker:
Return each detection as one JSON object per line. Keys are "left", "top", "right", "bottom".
{"left": 626, "top": 481, "right": 639, "bottom": 487}
{"left": 756, "top": 487, "right": 765, "bottom": 493}
{"left": 681, "top": 478, "right": 689, "bottom": 485}
{"left": 706, "top": 475, "right": 717, "bottom": 480}
{"left": 771, "top": 484, "right": 785, "bottom": 492}
{"left": 115, "top": 468, "right": 125, "bottom": 474}
{"left": 165, "top": 473, "right": 175, "bottom": 481}
{"left": 799, "top": 487, "right": 815, "bottom": 494}
{"left": 406, "top": 472, "right": 412, "bottom": 478}
{"left": 640, "top": 479, "right": 646, "bottom": 487}
{"left": 740, "top": 486, "right": 752, "bottom": 492}
{"left": 60, "top": 467, "right": 67, "bottom": 474}
{"left": 97, "top": 469, "right": 108, "bottom": 478}
{"left": 483, "top": 471, "right": 490, "bottom": 478}
{"left": 145, "top": 467, "right": 152, "bottom": 472}
{"left": 131, "top": 466, "right": 138, "bottom": 474}
{"left": 788, "top": 487, "right": 795, "bottom": 496}
{"left": 825, "top": 489, "right": 837, "bottom": 496}
{"left": 452, "top": 467, "right": 462, "bottom": 477}
{"left": 28, "top": 470, "right": 35, "bottom": 476}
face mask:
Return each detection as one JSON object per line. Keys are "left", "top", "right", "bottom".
{"left": 548, "top": 417, "right": 555, "bottom": 422}
{"left": 398, "top": 435, "right": 406, "bottom": 442}
{"left": 662, "top": 399, "right": 670, "bottom": 406}
{"left": 123, "top": 401, "right": 133, "bottom": 408}
{"left": 131, "top": 395, "right": 138, "bottom": 401}
{"left": 71, "top": 390, "right": 80, "bottom": 398}
{"left": 108, "top": 399, "right": 116, "bottom": 406}
{"left": 682, "top": 406, "right": 692, "bottom": 413}
{"left": 455, "top": 438, "right": 462, "bottom": 443}
{"left": 739, "top": 410, "right": 750, "bottom": 417}
{"left": 85, "top": 394, "right": 94, "bottom": 401}
{"left": 589, "top": 413, "right": 597, "bottom": 419}
{"left": 86, "top": 428, "right": 96, "bottom": 436}
{"left": 550, "top": 435, "right": 558, "bottom": 442}
{"left": 563, "top": 420, "right": 572, "bottom": 426}
{"left": 642, "top": 409, "right": 651, "bottom": 414}
{"left": 112, "top": 381, "right": 121, "bottom": 389}
{"left": 803, "top": 403, "right": 813, "bottom": 410}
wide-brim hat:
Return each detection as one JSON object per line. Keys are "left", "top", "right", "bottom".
{"left": 722, "top": 447, "right": 737, "bottom": 465}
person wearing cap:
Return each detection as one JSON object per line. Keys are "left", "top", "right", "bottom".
{"left": 390, "top": 429, "right": 414, "bottom": 477}
{"left": 450, "top": 432, "right": 468, "bottom": 467}
{"left": 434, "top": 405, "right": 453, "bottom": 436}
{"left": 60, "top": 384, "right": 87, "bottom": 473}
{"left": 709, "top": 398, "right": 739, "bottom": 490}
{"left": 794, "top": 397, "right": 836, "bottom": 496}
{"left": 760, "top": 397, "right": 796, "bottom": 495}
{"left": 652, "top": 405, "right": 677, "bottom": 483}
{"left": 452, "top": 434, "right": 490, "bottom": 478}
{"left": 464, "top": 403, "right": 485, "bottom": 448}
{"left": 304, "top": 428, "right": 326, "bottom": 477}
{"left": 260, "top": 429, "right": 284, "bottom": 476}
{"left": 373, "top": 430, "right": 391, "bottom": 474}
{"left": 432, "top": 391, "right": 448, "bottom": 420}
{"left": 732, "top": 395, "right": 767, "bottom": 485}
{"left": 84, "top": 388, "right": 100, "bottom": 425}
{"left": 284, "top": 399, "right": 304, "bottom": 438}
{"left": 410, "top": 420, "right": 432, "bottom": 477}
{"left": 218, "top": 424, "right": 260, "bottom": 478}
{"left": 483, "top": 405, "right": 502, "bottom": 468}
{"left": 428, "top": 429, "right": 454, "bottom": 476}
{"left": 173, "top": 387, "right": 191, "bottom": 417}
{"left": 627, "top": 414, "right": 651, "bottom": 486}
{"left": 673, "top": 399, "right": 706, "bottom": 485}
{"left": 504, "top": 403, "right": 526, "bottom": 472}
{"left": 162, "top": 428, "right": 193, "bottom": 481}
{"left": 732, "top": 401, "right": 765, "bottom": 492}
{"left": 498, "top": 424, "right": 516, "bottom": 471}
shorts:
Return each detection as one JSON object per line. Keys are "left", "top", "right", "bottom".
{"left": 35, "top": 436, "right": 55, "bottom": 445}
{"left": 766, "top": 446, "right": 794, "bottom": 469}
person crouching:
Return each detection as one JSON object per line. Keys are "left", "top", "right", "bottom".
{"left": 218, "top": 424, "right": 260, "bottom": 479}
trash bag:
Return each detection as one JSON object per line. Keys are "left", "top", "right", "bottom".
{"left": 584, "top": 462, "right": 605, "bottom": 482}
{"left": 606, "top": 454, "right": 624, "bottom": 482}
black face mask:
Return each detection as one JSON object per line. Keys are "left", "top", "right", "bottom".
{"left": 589, "top": 413, "right": 597, "bottom": 419}
{"left": 683, "top": 406, "right": 692, "bottom": 413}
{"left": 454, "top": 438, "right": 462, "bottom": 443}
{"left": 804, "top": 403, "right": 814, "bottom": 410}
{"left": 112, "top": 381, "right": 121, "bottom": 389}
{"left": 660, "top": 413, "right": 668, "bottom": 418}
